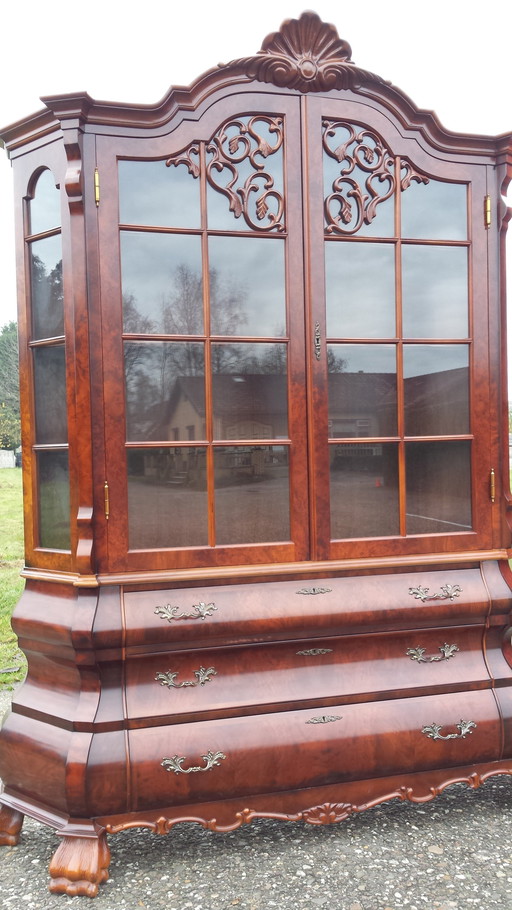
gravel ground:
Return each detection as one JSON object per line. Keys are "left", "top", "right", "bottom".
{"left": 2, "top": 687, "right": 512, "bottom": 910}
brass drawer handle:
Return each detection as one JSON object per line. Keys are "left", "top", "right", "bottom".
{"left": 161, "top": 750, "right": 226, "bottom": 775}
{"left": 407, "top": 643, "right": 459, "bottom": 663}
{"left": 408, "top": 584, "right": 462, "bottom": 603}
{"left": 155, "top": 601, "right": 217, "bottom": 622}
{"left": 156, "top": 667, "right": 217, "bottom": 689}
{"left": 421, "top": 720, "right": 476, "bottom": 741}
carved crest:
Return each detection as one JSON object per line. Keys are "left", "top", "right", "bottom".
{"left": 229, "top": 12, "right": 385, "bottom": 93}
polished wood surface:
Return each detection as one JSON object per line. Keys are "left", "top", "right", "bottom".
{"left": 1, "top": 11, "right": 511, "bottom": 897}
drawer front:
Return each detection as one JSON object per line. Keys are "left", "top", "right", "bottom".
{"left": 121, "top": 567, "right": 490, "bottom": 649}
{"left": 125, "top": 626, "right": 490, "bottom": 724}
{"left": 127, "top": 689, "right": 500, "bottom": 811}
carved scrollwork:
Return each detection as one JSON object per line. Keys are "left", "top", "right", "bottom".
{"left": 301, "top": 802, "right": 354, "bottom": 825}
{"left": 323, "top": 121, "right": 429, "bottom": 235}
{"left": 161, "top": 750, "right": 227, "bottom": 775}
{"left": 167, "top": 115, "right": 285, "bottom": 232}
{"left": 229, "top": 11, "right": 384, "bottom": 93}
{"left": 205, "top": 116, "right": 285, "bottom": 232}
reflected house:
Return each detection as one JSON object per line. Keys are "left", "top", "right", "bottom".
{"left": 131, "top": 366, "right": 468, "bottom": 487}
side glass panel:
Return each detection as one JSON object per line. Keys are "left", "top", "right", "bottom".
{"left": 121, "top": 232, "right": 203, "bottom": 334}
{"left": 37, "top": 450, "right": 70, "bottom": 549}
{"left": 30, "top": 236, "right": 64, "bottom": 339}
{"left": 33, "top": 345, "right": 68, "bottom": 443}
{"left": 127, "top": 447, "right": 208, "bottom": 548}
{"left": 29, "top": 169, "right": 61, "bottom": 235}
{"left": 406, "top": 441, "right": 472, "bottom": 534}
{"left": 330, "top": 443, "right": 399, "bottom": 538}
{"left": 214, "top": 446, "right": 290, "bottom": 544}
{"left": 28, "top": 170, "right": 70, "bottom": 553}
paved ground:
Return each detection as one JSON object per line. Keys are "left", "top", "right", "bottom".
{"left": 2, "top": 687, "right": 512, "bottom": 910}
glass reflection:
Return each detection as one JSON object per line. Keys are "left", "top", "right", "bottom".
{"left": 211, "top": 343, "right": 288, "bottom": 440}
{"left": 404, "top": 345, "right": 469, "bottom": 436}
{"left": 30, "top": 237, "right": 64, "bottom": 339}
{"left": 118, "top": 160, "right": 200, "bottom": 228}
{"left": 325, "top": 241, "right": 395, "bottom": 338}
{"left": 34, "top": 345, "right": 68, "bottom": 444}
{"left": 208, "top": 236, "right": 285, "bottom": 337}
{"left": 37, "top": 450, "right": 70, "bottom": 550}
{"left": 330, "top": 442, "right": 399, "bottom": 538}
{"left": 401, "top": 178, "right": 467, "bottom": 240}
{"left": 127, "top": 447, "right": 208, "bottom": 548}
{"left": 30, "top": 169, "right": 61, "bottom": 235}
{"left": 214, "top": 446, "right": 290, "bottom": 543}
{"left": 328, "top": 345, "right": 397, "bottom": 438}
{"left": 121, "top": 232, "right": 203, "bottom": 334}
{"left": 124, "top": 341, "right": 205, "bottom": 441}
{"left": 406, "top": 441, "right": 472, "bottom": 534}
{"left": 402, "top": 245, "right": 468, "bottom": 338}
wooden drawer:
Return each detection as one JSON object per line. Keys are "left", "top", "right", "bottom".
{"left": 124, "top": 625, "right": 491, "bottom": 724}
{"left": 126, "top": 689, "right": 500, "bottom": 811}
{"left": 120, "top": 567, "right": 494, "bottom": 651}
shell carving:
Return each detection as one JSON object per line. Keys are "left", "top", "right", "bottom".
{"left": 231, "top": 12, "right": 384, "bottom": 93}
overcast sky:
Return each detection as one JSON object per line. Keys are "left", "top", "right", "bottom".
{"left": 0, "top": 0, "right": 510, "bottom": 329}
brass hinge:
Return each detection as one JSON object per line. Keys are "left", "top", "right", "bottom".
{"left": 104, "top": 480, "right": 110, "bottom": 520}
{"left": 484, "top": 195, "right": 491, "bottom": 228}
{"left": 94, "top": 168, "right": 100, "bottom": 207}
{"left": 490, "top": 467, "right": 496, "bottom": 503}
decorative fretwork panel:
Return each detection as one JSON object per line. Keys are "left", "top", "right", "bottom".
{"left": 167, "top": 115, "right": 285, "bottom": 232}
{"left": 323, "top": 120, "right": 428, "bottom": 235}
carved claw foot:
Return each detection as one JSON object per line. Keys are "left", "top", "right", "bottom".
{"left": 49, "top": 832, "right": 110, "bottom": 897}
{"left": 0, "top": 804, "right": 24, "bottom": 845}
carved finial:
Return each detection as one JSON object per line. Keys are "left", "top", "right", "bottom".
{"left": 229, "top": 11, "right": 384, "bottom": 93}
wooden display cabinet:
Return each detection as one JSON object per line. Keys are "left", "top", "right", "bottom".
{"left": 1, "top": 11, "right": 512, "bottom": 896}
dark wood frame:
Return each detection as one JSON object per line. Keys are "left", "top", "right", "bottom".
{"left": 1, "top": 12, "right": 512, "bottom": 897}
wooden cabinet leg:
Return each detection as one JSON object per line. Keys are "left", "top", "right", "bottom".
{"left": 0, "top": 803, "right": 24, "bottom": 845}
{"left": 49, "top": 832, "right": 110, "bottom": 897}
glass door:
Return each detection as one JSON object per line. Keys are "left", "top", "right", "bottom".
{"left": 305, "top": 95, "right": 493, "bottom": 560}
{"left": 99, "top": 96, "right": 310, "bottom": 571}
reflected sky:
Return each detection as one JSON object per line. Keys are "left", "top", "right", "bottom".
{"left": 401, "top": 178, "right": 467, "bottom": 240}
{"left": 402, "top": 245, "right": 468, "bottom": 338}
{"left": 30, "top": 169, "right": 61, "bottom": 235}
{"left": 325, "top": 241, "right": 395, "bottom": 337}
{"left": 209, "top": 236, "right": 285, "bottom": 336}
{"left": 119, "top": 160, "right": 200, "bottom": 228}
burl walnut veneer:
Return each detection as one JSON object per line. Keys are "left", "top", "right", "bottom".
{"left": 1, "top": 11, "right": 512, "bottom": 896}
